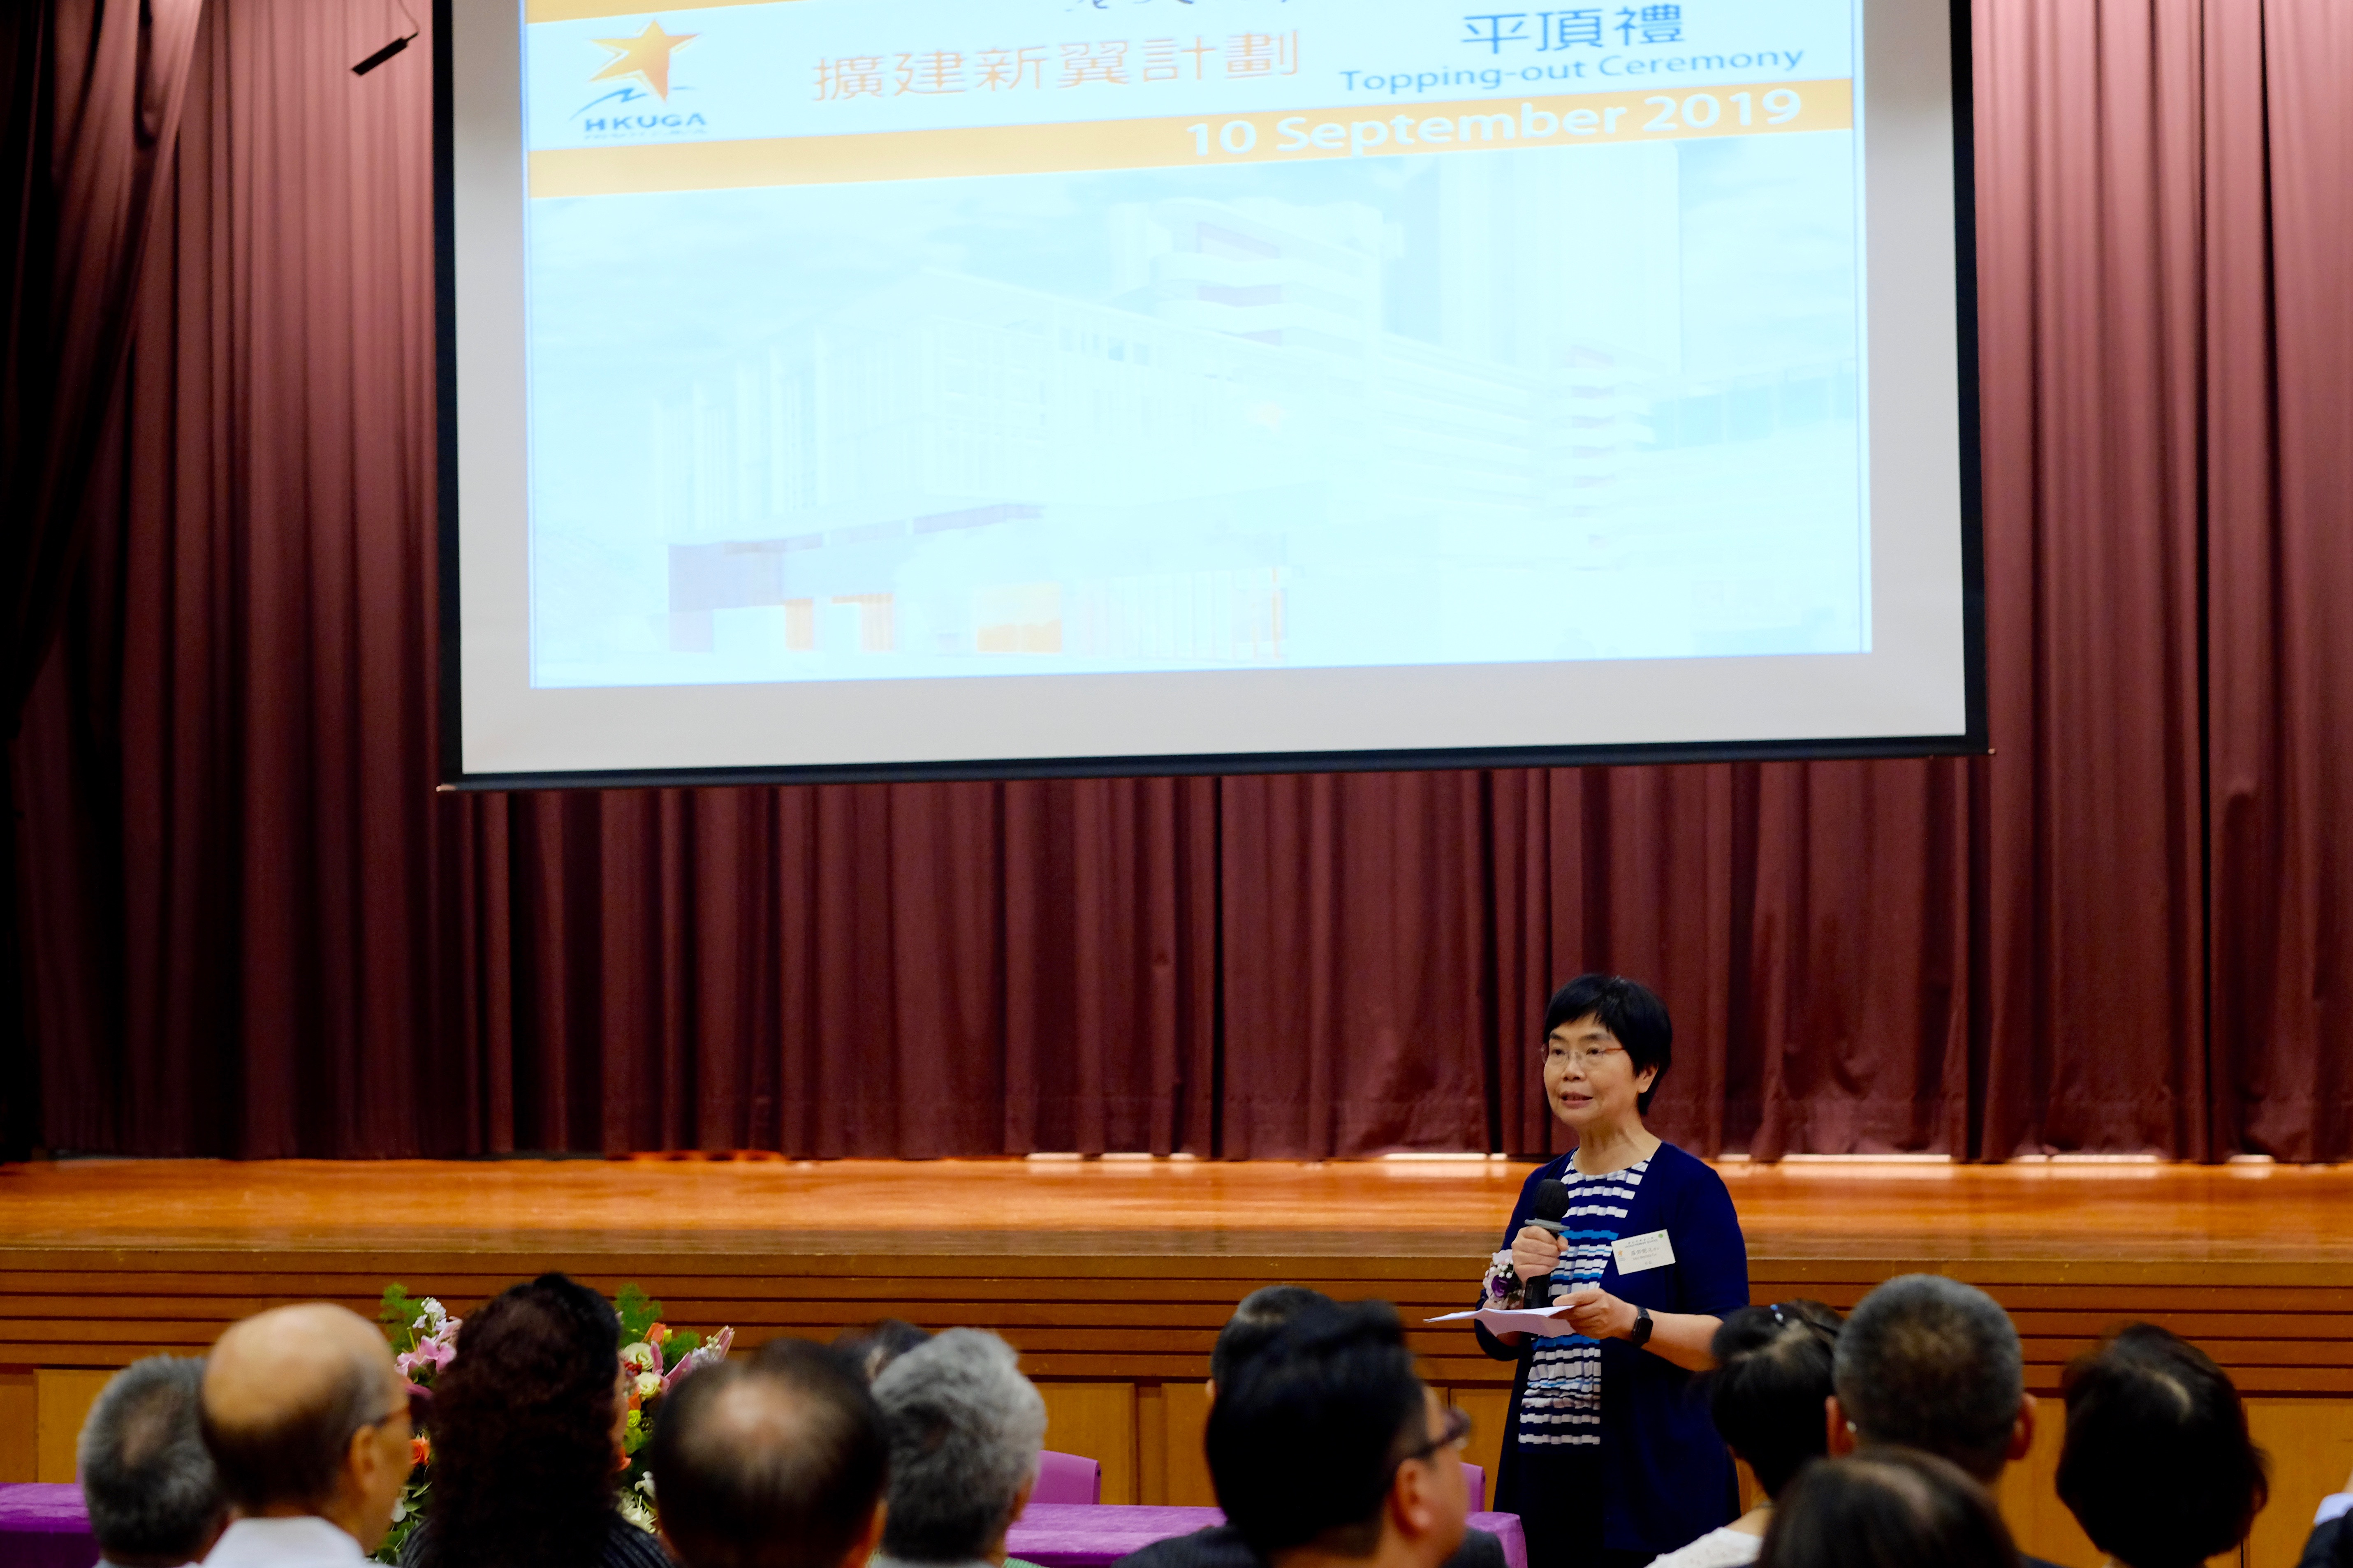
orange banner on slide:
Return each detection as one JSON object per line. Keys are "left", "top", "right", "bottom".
{"left": 528, "top": 78, "right": 1850, "bottom": 199}
{"left": 527, "top": 0, "right": 800, "bottom": 19}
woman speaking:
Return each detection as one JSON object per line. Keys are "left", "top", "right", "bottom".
{"left": 1473, "top": 974, "right": 1751, "bottom": 1568}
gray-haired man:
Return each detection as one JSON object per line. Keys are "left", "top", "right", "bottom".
{"left": 1827, "top": 1274, "right": 2060, "bottom": 1568}
{"left": 79, "top": 1357, "right": 229, "bottom": 1568}
{"left": 872, "top": 1329, "right": 1047, "bottom": 1568}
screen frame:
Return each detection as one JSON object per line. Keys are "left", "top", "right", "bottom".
{"left": 432, "top": 0, "right": 1986, "bottom": 792}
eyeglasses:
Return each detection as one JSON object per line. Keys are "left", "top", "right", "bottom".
{"left": 1540, "top": 1043, "right": 1626, "bottom": 1070}
{"left": 1767, "top": 1302, "right": 1839, "bottom": 1338}
{"left": 366, "top": 1388, "right": 431, "bottom": 1434}
{"left": 1394, "top": 1404, "right": 1472, "bottom": 1470}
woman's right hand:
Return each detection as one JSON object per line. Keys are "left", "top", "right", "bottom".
{"left": 1511, "top": 1224, "right": 1565, "bottom": 1288}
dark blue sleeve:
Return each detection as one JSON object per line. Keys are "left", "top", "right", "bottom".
{"left": 1667, "top": 1153, "right": 1749, "bottom": 1317}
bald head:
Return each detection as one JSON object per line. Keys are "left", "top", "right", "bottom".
{"left": 653, "top": 1341, "right": 887, "bottom": 1568}
{"left": 201, "top": 1304, "right": 403, "bottom": 1514}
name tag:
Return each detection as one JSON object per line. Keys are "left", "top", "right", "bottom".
{"left": 1611, "top": 1229, "right": 1676, "bottom": 1274}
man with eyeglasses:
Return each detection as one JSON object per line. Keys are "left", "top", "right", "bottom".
{"left": 1121, "top": 1288, "right": 1505, "bottom": 1568}
{"left": 199, "top": 1304, "right": 420, "bottom": 1568}
{"left": 1204, "top": 1301, "right": 1469, "bottom": 1568}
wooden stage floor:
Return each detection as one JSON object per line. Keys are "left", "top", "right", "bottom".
{"left": 3, "top": 1157, "right": 2351, "bottom": 1566}
{"left": 7, "top": 1153, "right": 2353, "bottom": 1263}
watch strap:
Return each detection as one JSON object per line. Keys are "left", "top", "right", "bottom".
{"left": 1628, "top": 1304, "right": 1654, "bottom": 1348}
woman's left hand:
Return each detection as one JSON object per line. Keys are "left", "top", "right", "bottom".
{"left": 1557, "top": 1286, "right": 1723, "bottom": 1371}
{"left": 1558, "top": 1285, "right": 1637, "bottom": 1339}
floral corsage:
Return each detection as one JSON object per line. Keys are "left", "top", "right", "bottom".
{"left": 1481, "top": 1248, "right": 1524, "bottom": 1310}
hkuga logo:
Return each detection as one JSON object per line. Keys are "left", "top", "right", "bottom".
{"left": 574, "top": 20, "right": 709, "bottom": 136}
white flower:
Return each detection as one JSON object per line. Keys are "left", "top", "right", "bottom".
{"left": 636, "top": 1474, "right": 657, "bottom": 1497}
{"left": 633, "top": 1370, "right": 664, "bottom": 1399}
{"left": 617, "top": 1490, "right": 658, "bottom": 1533}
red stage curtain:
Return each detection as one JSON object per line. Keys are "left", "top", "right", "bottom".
{"left": 12, "top": 0, "right": 2353, "bottom": 1159}
{"left": 2203, "top": 0, "right": 2353, "bottom": 1163}
{"left": 0, "top": 0, "right": 205, "bottom": 1152}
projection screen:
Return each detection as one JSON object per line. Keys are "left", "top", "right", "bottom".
{"left": 438, "top": 0, "right": 1983, "bottom": 787}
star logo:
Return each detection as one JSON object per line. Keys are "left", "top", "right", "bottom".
{"left": 590, "top": 20, "right": 699, "bottom": 101}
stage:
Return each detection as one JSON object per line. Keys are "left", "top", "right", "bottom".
{"left": 2, "top": 1156, "right": 2350, "bottom": 1567}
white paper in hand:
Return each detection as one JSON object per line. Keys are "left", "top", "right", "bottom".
{"left": 1427, "top": 1304, "right": 1585, "bottom": 1338}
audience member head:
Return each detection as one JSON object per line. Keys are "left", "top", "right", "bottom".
{"left": 652, "top": 1340, "right": 889, "bottom": 1568}
{"left": 79, "top": 1358, "right": 228, "bottom": 1568}
{"left": 1704, "top": 1300, "right": 1844, "bottom": 1498}
{"left": 1543, "top": 974, "right": 1673, "bottom": 1113}
{"left": 2056, "top": 1324, "right": 2268, "bottom": 1568}
{"left": 414, "top": 1273, "right": 624, "bottom": 1568}
{"left": 872, "top": 1328, "right": 1048, "bottom": 1565}
{"left": 200, "top": 1302, "right": 413, "bottom": 1552}
{"left": 1206, "top": 1300, "right": 1467, "bottom": 1568}
{"left": 1830, "top": 1275, "right": 2031, "bottom": 1482}
{"left": 1210, "top": 1286, "right": 1336, "bottom": 1390}
{"left": 1757, "top": 1449, "right": 2017, "bottom": 1568}
{"left": 829, "top": 1319, "right": 931, "bottom": 1384}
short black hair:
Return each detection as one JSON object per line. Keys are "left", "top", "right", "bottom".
{"left": 1758, "top": 1449, "right": 2020, "bottom": 1568}
{"left": 79, "top": 1358, "right": 225, "bottom": 1564}
{"left": 1704, "top": 1301, "right": 1843, "bottom": 1496}
{"left": 825, "top": 1319, "right": 930, "bottom": 1384}
{"left": 1542, "top": 974, "right": 1672, "bottom": 1113}
{"left": 1210, "top": 1286, "right": 1335, "bottom": 1387}
{"left": 1832, "top": 1275, "right": 2022, "bottom": 1482}
{"left": 1206, "top": 1300, "right": 1426, "bottom": 1559}
{"left": 2056, "top": 1324, "right": 2268, "bottom": 1568}
{"left": 652, "top": 1340, "right": 888, "bottom": 1568}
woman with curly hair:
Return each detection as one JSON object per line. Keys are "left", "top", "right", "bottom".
{"left": 403, "top": 1274, "right": 667, "bottom": 1568}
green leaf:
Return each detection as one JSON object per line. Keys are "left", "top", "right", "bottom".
{"left": 666, "top": 1330, "right": 702, "bottom": 1356}
{"left": 378, "top": 1284, "right": 424, "bottom": 1355}
{"left": 614, "top": 1283, "right": 663, "bottom": 1343}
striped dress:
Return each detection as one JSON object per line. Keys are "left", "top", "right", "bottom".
{"left": 1515, "top": 1156, "right": 1650, "bottom": 1448}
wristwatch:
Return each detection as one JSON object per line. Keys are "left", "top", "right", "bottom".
{"left": 1628, "top": 1304, "right": 1654, "bottom": 1348}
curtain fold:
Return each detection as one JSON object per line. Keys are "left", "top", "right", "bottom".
{"left": 0, "top": 0, "right": 205, "bottom": 1155}
{"left": 13, "top": 0, "right": 2353, "bottom": 1160}
{"left": 2205, "top": 0, "right": 2353, "bottom": 1162}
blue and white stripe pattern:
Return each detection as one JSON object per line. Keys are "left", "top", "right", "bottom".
{"left": 1515, "top": 1158, "right": 1651, "bottom": 1447}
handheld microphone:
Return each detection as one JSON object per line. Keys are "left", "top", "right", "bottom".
{"left": 1523, "top": 1179, "right": 1571, "bottom": 1307}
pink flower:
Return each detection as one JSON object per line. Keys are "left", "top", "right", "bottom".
{"left": 661, "top": 1327, "right": 734, "bottom": 1394}
{"left": 395, "top": 1323, "right": 461, "bottom": 1381}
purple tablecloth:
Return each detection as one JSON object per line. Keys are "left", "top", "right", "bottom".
{"left": 1006, "top": 1503, "right": 1527, "bottom": 1568}
{"left": 0, "top": 1485, "right": 96, "bottom": 1568}
{"left": 2, "top": 1487, "right": 1526, "bottom": 1568}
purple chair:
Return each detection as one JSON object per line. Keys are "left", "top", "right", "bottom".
{"left": 1033, "top": 1450, "right": 1104, "bottom": 1506}
{"left": 1461, "top": 1462, "right": 1487, "bottom": 1512}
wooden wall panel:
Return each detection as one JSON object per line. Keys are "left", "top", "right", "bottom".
{"left": 1989, "top": 1400, "right": 2098, "bottom": 1568}
{"left": 0, "top": 1370, "right": 33, "bottom": 1483}
{"left": 1160, "top": 1380, "right": 1215, "bottom": 1507}
{"left": 34, "top": 1368, "right": 112, "bottom": 1482}
{"left": 1039, "top": 1383, "right": 1139, "bottom": 1505}
{"left": 1448, "top": 1386, "right": 1512, "bottom": 1512}
{"left": 2246, "top": 1399, "right": 2353, "bottom": 1568}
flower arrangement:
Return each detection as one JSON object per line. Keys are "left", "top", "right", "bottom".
{"left": 613, "top": 1284, "right": 736, "bottom": 1531}
{"left": 373, "top": 1281, "right": 734, "bottom": 1563}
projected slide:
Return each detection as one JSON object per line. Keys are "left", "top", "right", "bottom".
{"left": 518, "top": 0, "right": 1865, "bottom": 689}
